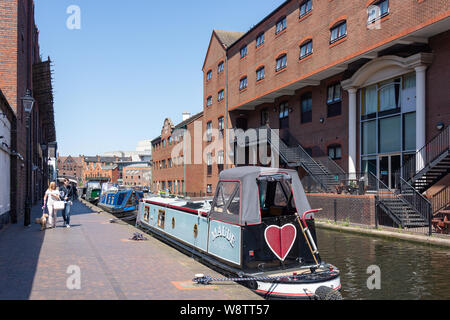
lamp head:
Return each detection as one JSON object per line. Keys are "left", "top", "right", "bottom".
{"left": 21, "top": 89, "right": 35, "bottom": 114}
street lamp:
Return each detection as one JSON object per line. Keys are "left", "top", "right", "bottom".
{"left": 22, "top": 89, "right": 35, "bottom": 227}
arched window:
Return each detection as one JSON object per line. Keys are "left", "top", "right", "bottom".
{"left": 330, "top": 21, "right": 347, "bottom": 44}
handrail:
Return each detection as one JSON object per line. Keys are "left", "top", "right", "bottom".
{"left": 262, "top": 125, "right": 332, "bottom": 191}
{"left": 431, "top": 185, "right": 450, "bottom": 216}
{"left": 397, "top": 125, "right": 449, "bottom": 183}
{"left": 398, "top": 176, "right": 432, "bottom": 228}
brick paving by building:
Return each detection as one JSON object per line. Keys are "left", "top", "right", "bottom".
{"left": 0, "top": 201, "right": 261, "bottom": 300}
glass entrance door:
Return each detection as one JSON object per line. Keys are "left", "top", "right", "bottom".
{"left": 379, "top": 154, "right": 401, "bottom": 189}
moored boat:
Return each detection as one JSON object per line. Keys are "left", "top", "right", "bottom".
{"left": 98, "top": 183, "right": 144, "bottom": 215}
{"left": 84, "top": 181, "right": 102, "bottom": 204}
{"left": 136, "top": 167, "right": 341, "bottom": 300}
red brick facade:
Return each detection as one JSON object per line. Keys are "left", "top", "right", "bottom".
{"left": 0, "top": 0, "right": 55, "bottom": 224}
{"left": 199, "top": 0, "right": 450, "bottom": 195}
{"left": 152, "top": 113, "right": 205, "bottom": 196}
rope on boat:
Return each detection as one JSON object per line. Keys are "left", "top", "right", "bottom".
{"left": 193, "top": 270, "right": 336, "bottom": 285}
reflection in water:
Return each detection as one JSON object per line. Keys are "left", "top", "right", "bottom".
{"left": 316, "top": 228, "right": 450, "bottom": 300}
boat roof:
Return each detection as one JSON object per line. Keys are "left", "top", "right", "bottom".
{"left": 217, "top": 166, "right": 311, "bottom": 225}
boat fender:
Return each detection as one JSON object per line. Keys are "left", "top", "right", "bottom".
{"left": 315, "top": 286, "right": 343, "bottom": 300}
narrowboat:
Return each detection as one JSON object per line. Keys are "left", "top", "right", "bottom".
{"left": 84, "top": 181, "right": 102, "bottom": 204}
{"left": 98, "top": 183, "right": 144, "bottom": 215}
{"left": 137, "top": 167, "right": 341, "bottom": 300}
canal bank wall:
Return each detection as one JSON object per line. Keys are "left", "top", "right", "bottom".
{"left": 315, "top": 219, "right": 450, "bottom": 249}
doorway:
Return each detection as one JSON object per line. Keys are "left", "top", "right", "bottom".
{"left": 379, "top": 154, "right": 401, "bottom": 189}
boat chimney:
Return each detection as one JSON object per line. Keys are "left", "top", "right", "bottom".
{"left": 182, "top": 112, "right": 191, "bottom": 121}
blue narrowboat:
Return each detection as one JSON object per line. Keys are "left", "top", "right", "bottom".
{"left": 137, "top": 167, "right": 342, "bottom": 300}
{"left": 98, "top": 183, "right": 144, "bottom": 214}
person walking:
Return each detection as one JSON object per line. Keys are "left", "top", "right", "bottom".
{"left": 43, "top": 182, "right": 61, "bottom": 229}
{"left": 60, "top": 179, "right": 75, "bottom": 228}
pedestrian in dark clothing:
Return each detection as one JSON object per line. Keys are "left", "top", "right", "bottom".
{"left": 60, "top": 179, "right": 75, "bottom": 228}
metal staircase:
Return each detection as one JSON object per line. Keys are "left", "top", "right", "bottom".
{"left": 398, "top": 126, "right": 450, "bottom": 193}
{"left": 375, "top": 175, "right": 431, "bottom": 230}
{"left": 262, "top": 126, "right": 343, "bottom": 193}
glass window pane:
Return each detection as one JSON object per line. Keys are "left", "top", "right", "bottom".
{"left": 379, "top": 81, "right": 398, "bottom": 112}
{"left": 364, "top": 85, "right": 378, "bottom": 115}
{"left": 379, "top": 116, "right": 401, "bottom": 153}
{"left": 362, "top": 120, "right": 377, "bottom": 155}
{"left": 404, "top": 112, "right": 416, "bottom": 151}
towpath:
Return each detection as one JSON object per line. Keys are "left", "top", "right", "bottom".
{"left": 0, "top": 200, "right": 262, "bottom": 300}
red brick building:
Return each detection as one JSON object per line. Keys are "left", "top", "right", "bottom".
{"left": 0, "top": 0, "right": 56, "bottom": 225}
{"left": 201, "top": 0, "right": 450, "bottom": 196}
{"left": 152, "top": 112, "right": 205, "bottom": 196}
{"left": 81, "top": 156, "right": 126, "bottom": 184}
{"left": 123, "top": 164, "right": 152, "bottom": 188}
{"left": 57, "top": 155, "right": 83, "bottom": 184}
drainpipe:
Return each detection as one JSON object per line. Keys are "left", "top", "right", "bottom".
{"left": 224, "top": 54, "right": 229, "bottom": 169}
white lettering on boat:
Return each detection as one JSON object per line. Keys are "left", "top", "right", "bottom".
{"left": 211, "top": 226, "right": 236, "bottom": 248}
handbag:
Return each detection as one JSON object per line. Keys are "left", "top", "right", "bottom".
{"left": 53, "top": 201, "right": 66, "bottom": 210}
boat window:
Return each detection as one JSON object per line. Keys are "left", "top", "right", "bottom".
{"left": 258, "top": 175, "right": 296, "bottom": 218}
{"left": 210, "top": 182, "right": 241, "bottom": 224}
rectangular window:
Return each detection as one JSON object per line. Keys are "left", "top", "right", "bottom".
{"left": 328, "top": 145, "right": 342, "bottom": 160}
{"left": 403, "top": 112, "right": 416, "bottom": 151}
{"left": 207, "top": 184, "right": 213, "bottom": 194}
{"left": 300, "top": 0, "right": 312, "bottom": 18}
{"left": 276, "top": 17, "right": 287, "bottom": 34}
{"left": 206, "top": 122, "right": 212, "bottom": 142}
{"left": 256, "top": 33, "right": 265, "bottom": 48}
{"left": 256, "top": 67, "right": 265, "bottom": 81}
{"left": 362, "top": 84, "right": 378, "bottom": 117}
{"left": 218, "top": 61, "right": 224, "bottom": 74}
{"left": 300, "top": 40, "right": 313, "bottom": 59}
{"left": 362, "top": 120, "right": 377, "bottom": 155}
{"left": 206, "top": 96, "right": 212, "bottom": 107}
{"left": 218, "top": 117, "right": 224, "bottom": 131}
{"left": 368, "top": 0, "right": 389, "bottom": 24}
{"left": 279, "top": 102, "right": 289, "bottom": 129}
{"left": 301, "top": 92, "right": 312, "bottom": 123}
{"left": 207, "top": 153, "right": 213, "bottom": 176}
{"left": 218, "top": 90, "right": 224, "bottom": 102}
{"left": 206, "top": 70, "right": 212, "bottom": 81}
{"left": 330, "top": 21, "right": 347, "bottom": 44}
{"left": 240, "top": 45, "right": 247, "bottom": 59}
{"left": 379, "top": 115, "right": 401, "bottom": 153}
{"left": 327, "top": 83, "right": 342, "bottom": 117}
{"left": 239, "top": 77, "right": 248, "bottom": 91}
{"left": 276, "top": 54, "right": 287, "bottom": 72}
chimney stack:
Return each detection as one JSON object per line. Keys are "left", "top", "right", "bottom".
{"left": 182, "top": 112, "right": 191, "bottom": 121}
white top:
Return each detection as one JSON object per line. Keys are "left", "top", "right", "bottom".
{"left": 46, "top": 189, "right": 60, "bottom": 207}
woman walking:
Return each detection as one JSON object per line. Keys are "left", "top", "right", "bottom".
{"left": 43, "top": 182, "right": 61, "bottom": 229}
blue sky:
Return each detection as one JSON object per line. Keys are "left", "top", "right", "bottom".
{"left": 35, "top": 0, "right": 284, "bottom": 156}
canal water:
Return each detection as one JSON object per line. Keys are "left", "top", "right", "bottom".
{"left": 317, "top": 228, "right": 450, "bottom": 300}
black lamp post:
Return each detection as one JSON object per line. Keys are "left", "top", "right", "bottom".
{"left": 22, "top": 89, "right": 35, "bottom": 227}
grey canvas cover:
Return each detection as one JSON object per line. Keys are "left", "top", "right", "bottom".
{"left": 212, "top": 167, "right": 312, "bottom": 225}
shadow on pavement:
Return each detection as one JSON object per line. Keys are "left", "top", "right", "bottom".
{"left": 0, "top": 200, "right": 94, "bottom": 299}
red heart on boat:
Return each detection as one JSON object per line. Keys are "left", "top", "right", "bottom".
{"left": 264, "top": 224, "right": 297, "bottom": 262}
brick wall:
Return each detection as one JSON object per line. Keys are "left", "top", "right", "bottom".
{"left": 307, "top": 193, "right": 377, "bottom": 226}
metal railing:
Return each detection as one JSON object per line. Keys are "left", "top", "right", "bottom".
{"left": 262, "top": 126, "right": 335, "bottom": 192}
{"left": 431, "top": 185, "right": 450, "bottom": 216}
{"left": 397, "top": 176, "right": 432, "bottom": 234}
{"left": 302, "top": 172, "right": 379, "bottom": 195}
{"left": 398, "top": 125, "right": 449, "bottom": 183}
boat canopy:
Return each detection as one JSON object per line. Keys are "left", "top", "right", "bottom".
{"left": 211, "top": 167, "right": 311, "bottom": 226}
